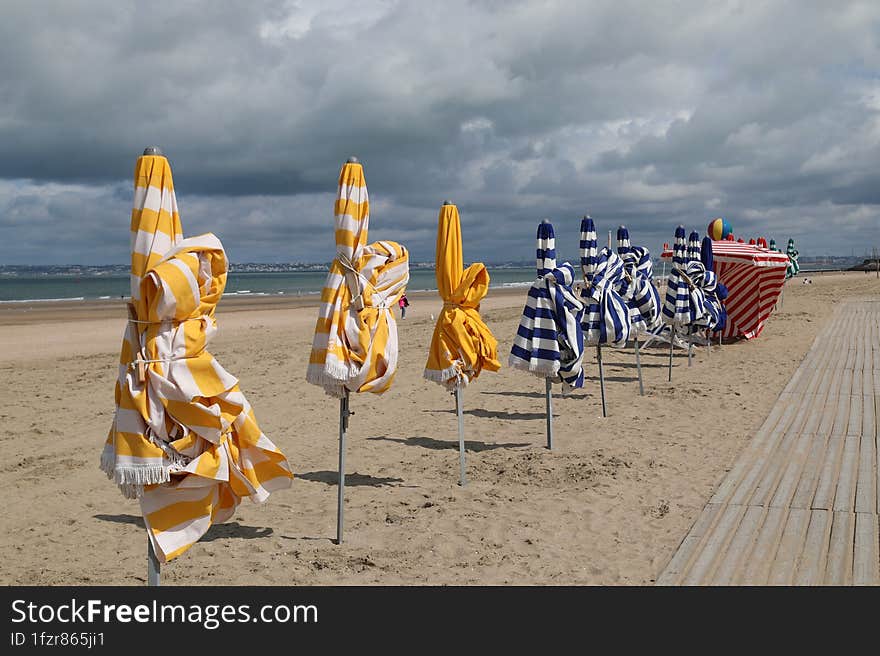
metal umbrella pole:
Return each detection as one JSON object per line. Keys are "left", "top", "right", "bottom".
{"left": 336, "top": 389, "right": 352, "bottom": 544}
{"left": 454, "top": 385, "right": 467, "bottom": 486}
{"left": 596, "top": 344, "right": 607, "bottom": 417}
{"left": 687, "top": 338, "right": 693, "bottom": 366}
{"left": 147, "top": 539, "right": 160, "bottom": 586}
{"left": 634, "top": 335, "right": 644, "bottom": 396}
{"left": 668, "top": 327, "right": 675, "bottom": 382}
{"left": 545, "top": 377, "right": 554, "bottom": 450}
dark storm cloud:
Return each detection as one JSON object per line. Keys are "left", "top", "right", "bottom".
{"left": 0, "top": 0, "right": 879, "bottom": 264}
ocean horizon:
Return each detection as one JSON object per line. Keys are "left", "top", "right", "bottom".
{"left": 0, "top": 267, "right": 542, "bottom": 303}
{"left": 0, "top": 259, "right": 858, "bottom": 303}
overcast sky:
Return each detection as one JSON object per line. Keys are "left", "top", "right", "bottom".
{"left": 1, "top": 0, "right": 878, "bottom": 265}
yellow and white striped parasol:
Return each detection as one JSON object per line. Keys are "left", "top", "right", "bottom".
{"left": 305, "top": 157, "right": 409, "bottom": 543}
{"left": 101, "top": 150, "right": 293, "bottom": 565}
{"left": 424, "top": 202, "right": 499, "bottom": 485}
{"left": 424, "top": 202, "right": 500, "bottom": 388}
{"left": 306, "top": 160, "right": 410, "bottom": 396}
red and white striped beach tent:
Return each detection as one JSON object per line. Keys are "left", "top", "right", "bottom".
{"left": 661, "top": 239, "right": 789, "bottom": 339}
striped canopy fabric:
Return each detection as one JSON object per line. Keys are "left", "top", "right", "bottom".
{"left": 580, "top": 217, "right": 630, "bottom": 347}
{"left": 662, "top": 225, "right": 706, "bottom": 332}
{"left": 662, "top": 238, "right": 788, "bottom": 339}
{"left": 306, "top": 162, "right": 410, "bottom": 397}
{"left": 615, "top": 226, "right": 662, "bottom": 334}
{"left": 101, "top": 154, "right": 293, "bottom": 563}
{"left": 425, "top": 203, "right": 500, "bottom": 388}
{"left": 686, "top": 231, "right": 702, "bottom": 263}
{"left": 786, "top": 238, "right": 800, "bottom": 279}
{"left": 700, "top": 236, "right": 728, "bottom": 332}
{"left": 509, "top": 221, "right": 586, "bottom": 390}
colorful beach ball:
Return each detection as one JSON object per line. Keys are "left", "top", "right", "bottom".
{"left": 707, "top": 217, "right": 732, "bottom": 240}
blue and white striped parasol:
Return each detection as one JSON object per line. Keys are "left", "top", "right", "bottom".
{"left": 615, "top": 225, "right": 662, "bottom": 334}
{"left": 580, "top": 217, "right": 630, "bottom": 347}
{"left": 510, "top": 219, "right": 586, "bottom": 448}
{"left": 510, "top": 220, "right": 586, "bottom": 391}
{"left": 686, "top": 230, "right": 702, "bottom": 263}
{"left": 700, "top": 236, "right": 727, "bottom": 334}
{"left": 580, "top": 216, "right": 631, "bottom": 415}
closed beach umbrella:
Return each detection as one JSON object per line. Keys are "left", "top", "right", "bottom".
{"left": 425, "top": 202, "right": 500, "bottom": 484}
{"left": 510, "top": 220, "right": 585, "bottom": 449}
{"left": 687, "top": 230, "right": 702, "bottom": 262}
{"left": 580, "top": 216, "right": 630, "bottom": 416}
{"left": 786, "top": 238, "right": 800, "bottom": 278}
{"left": 615, "top": 226, "right": 662, "bottom": 335}
{"left": 306, "top": 157, "right": 409, "bottom": 543}
{"left": 700, "top": 236, "right": 728, "bottom": 337}
{"left": 101, "top": 149, "right": 293, "bottom": 578}
{"left": 662, "top": 225, "right": 709, "bottom": 379}
{"left": 615, "top": 225, "right": 662, "bottom": 395}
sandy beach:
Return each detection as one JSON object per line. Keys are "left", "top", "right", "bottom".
{"left": 0, "top": 271, "right": 877, "bottom": 585}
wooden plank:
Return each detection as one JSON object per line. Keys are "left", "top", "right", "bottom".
{"left": 862, "top": 395, "right": 875, "bottom": 441}
{"left": 768, "top": 508, "right": 811, "bottom": 585}
{"left": 819, "top": 392, "right": 843, "bottom": 436}
{"left": 853, "top": 512, "right": 880, "bottom": 585}
{"left": 715, "top": 406, "right": 795, "bottom": 506}
{"left": 682, "top": 505, "right": 747, "bottom": 585}
{"left": 769, "top": 432, "right": 814, "bottom": 509}
{"left": 832, "top": 436, "right": 861, "bottom": 513}
{"left": 752, "top": 431, "right": 800, "bottom": 506}
{"left": 823, "top": 512, "right": 855, "bottom": 586}
{"left": 854, "top": 429, "right": 876, "bottom": 514}
{"left": 828, "top": 394, "right": 850, "bottom": 437}
{"left": 845, "top": 394, "right": 862, "bottom": 436}
{"left": 790, "top": 435, "right": 830, "bottom": 509}
{"left": 656, "top": 503, "right": 723, "bottom": 585}
{"left": 711, "top": 505, "right": 766, "bottom": 585}
{"left": 739, "top": 506, "right": 788, "bottom": 585}
{"left": 800, "top": 393, "right": 830, "bottom": 436}
{"left": 813, "top": 437, "right": 845, "bottom": 510}
{"left": 793, "top": 509, "right": 832, "bottom": 586}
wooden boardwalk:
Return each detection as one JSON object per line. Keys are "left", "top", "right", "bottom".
{"left": 658, "top": 299, "right": 879, "bottom": 585}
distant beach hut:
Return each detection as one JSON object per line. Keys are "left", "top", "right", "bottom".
{"left": 661, "top": 236, "right": 788, "bottom": 340}
{"left": 424, "top": 201, "right": 500, "bottom": 485}
{"left": 306, "top": 157, "right": 410, "bottom": 544}
{"left": 579, "top": 216, "right": 631, "bottom": 415}
{"left": 509, "top": 219, "right": 585, "bottom": 449}
{"left": 101, "top": 147, "right": 292, "bottom": 584}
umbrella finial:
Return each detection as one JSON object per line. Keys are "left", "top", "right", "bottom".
{"left": 143, "top": 146, "right": 163, "bottom": 156}
{"left": 541, "top": 218, "right": 551, "bottom": 224}
{"left": 443, "top": 199, "right": 454, "bottom": 206}
{"left": 346, "top": 156, "right": 359, "bottom": 164}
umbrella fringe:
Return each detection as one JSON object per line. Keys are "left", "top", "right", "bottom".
{"left": 306, "top": 362, "right": 355, "bottom": 394}
{"left": 423, "top": 363, "right": 463, "bottom": 385}
{"left": 507, "top": 355, "right": 560, "bottom": 378}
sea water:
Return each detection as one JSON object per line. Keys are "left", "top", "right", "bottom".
{"left": 0, "top": 268, "right": 538, "bottom": 303}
